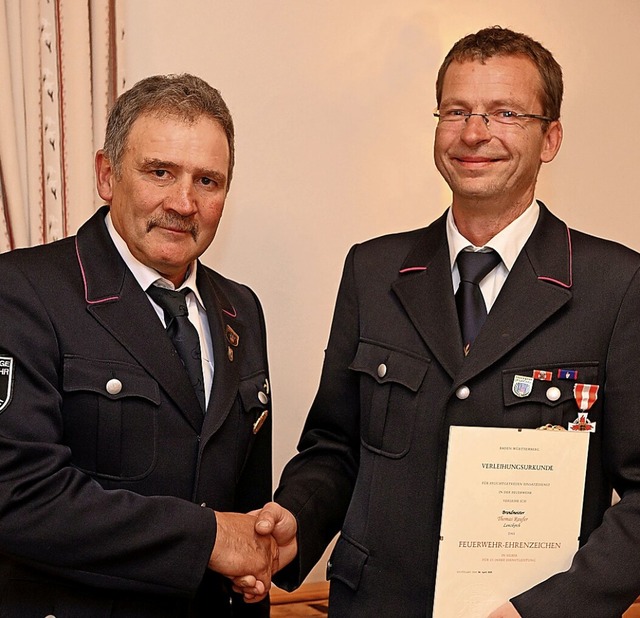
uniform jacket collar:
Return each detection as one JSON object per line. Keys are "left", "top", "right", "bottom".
{"left": 391, "top": 201, "right": 573, "bottom": 382}
{"left": 74, "top": 206, "right": 241, "bottom": 435}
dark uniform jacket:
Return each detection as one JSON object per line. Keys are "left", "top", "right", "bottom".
{"left": 0, "top": 207, "right": 272, "bottom": 617}
{"left": 275, "top": 203, "right": 640, "bottom": 617}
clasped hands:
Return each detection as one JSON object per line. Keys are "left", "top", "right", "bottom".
{"left": 209, "top": 506, "right": 521, "bottom": 614}
{"left": 208, "top": 502, "right": 297, "bottom": 603}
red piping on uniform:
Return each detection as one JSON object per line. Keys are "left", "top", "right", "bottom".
{"left": 537, "top": 225, "right": 573, "bottom": 289}
{"left": 399, "top": 266, "right": 428, "bottom": 274}
{"left": 75, "top": 237, "right": 119, "bottom": 304}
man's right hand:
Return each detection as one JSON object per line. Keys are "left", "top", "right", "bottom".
{"left": 208, "top": 511, "right": 279, "bottom": 600}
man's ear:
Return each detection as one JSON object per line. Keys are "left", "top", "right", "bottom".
{"left": 95, "top": 150, "right": 115, "bottom": 202}
{"left": 540, "top": 120, "right": 563, "bottom": 164}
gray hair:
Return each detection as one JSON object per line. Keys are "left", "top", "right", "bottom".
{"left": 103, "top": 73, "right": 235, "bottom": 187}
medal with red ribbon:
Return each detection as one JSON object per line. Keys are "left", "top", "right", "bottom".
{"left": 568, "top": 383, "right": 599, "bottom": 432}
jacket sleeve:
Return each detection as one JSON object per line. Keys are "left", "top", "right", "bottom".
{"left": 274, "top": 245, "right": 362, "bottom": 589}
{"left": 512, "top": 266, "right": 640, "bottom": 617}
{"left": 0, "top": 256, "right": 216, "bottom": 596}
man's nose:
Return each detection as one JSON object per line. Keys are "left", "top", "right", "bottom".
{"left": 460, "top": 114, "right": 491, "bottom": 146}
{"left": 165, "top": 179, "right": 197, "bottom": 214}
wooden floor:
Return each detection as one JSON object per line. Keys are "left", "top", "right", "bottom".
{"left": 271, "top": 600, "right": 328, "bottom": 617}
{"left": 271, "top": 583, "right": 328, "bottom": 617}
{"left": 271, "top": 583, "right": 640, "bottom": 617}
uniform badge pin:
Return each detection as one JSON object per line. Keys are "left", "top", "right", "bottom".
{"left": 253, "top": 410, "right": 269, "bottom": 434}
{"left": 512, "top": 374, "right": 534, "bottom": 398}
{"left": 532, "top": 369, "right": 552, "bottom": 381}
{"left": 226, "top": 325, "right": 240, "bottom": 347}
{"left": 557, "top": 368, "right": 578, "bottom": 380}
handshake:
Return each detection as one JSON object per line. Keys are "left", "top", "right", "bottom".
{"left": 208, "top": 502, "right": 297, "bottom": 603}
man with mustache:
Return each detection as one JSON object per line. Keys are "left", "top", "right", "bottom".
{"left": 0, "top": 74, "right": 276, "bottom": 617}
{"left": 243, "top": 26, "right": 640, "bottom": 617}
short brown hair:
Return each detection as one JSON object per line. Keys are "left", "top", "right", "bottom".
{"left": 436, "top": 26, "right": 563, "bottom": 121}
{"left": 103, "top": 74, "right": 235, "bottom": 187}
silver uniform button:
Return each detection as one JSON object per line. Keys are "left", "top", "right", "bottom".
{"left": 546, "top": 386, "right": 561, "bottom": 402}
{"left": 377, "top": 363, "right": 387, "bottom": 378}
{"left": 456, "top": 385, "right": 470, "bottom": 400}
{"left": 258, "top": 391, "right": 269, "bottom": 405}
{"left": 200, "top": 502, "right": 207, "bottom": 507}
{"left": 106, "top": 378, "right": 122, "bottom": 395}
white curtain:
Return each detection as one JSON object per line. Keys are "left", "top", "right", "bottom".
{"left": 0, "top": 0, "right": 125, "bottom": 251}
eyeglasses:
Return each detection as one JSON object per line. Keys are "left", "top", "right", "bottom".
{"left": 434, "top": 109, "right": 553, "bottom": 128}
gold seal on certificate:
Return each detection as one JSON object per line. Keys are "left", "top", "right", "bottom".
{"left": 432, "top": 426, "right": 589, "bottom": 618}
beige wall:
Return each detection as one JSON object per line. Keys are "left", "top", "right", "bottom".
{"left": 121, "top": 1, "right": 640, "bottom": 582}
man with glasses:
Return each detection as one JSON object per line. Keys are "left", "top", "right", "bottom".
{"left": 244, "top": 26, "right": 640, "bottom": 616}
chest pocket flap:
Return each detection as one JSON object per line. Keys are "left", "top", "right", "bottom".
{"left": 350, "top": 340, "right": 429, "bottom": 392}
{"left": 350, "top": 340, "right": 430, "bottom": 457}
{"left": 63, "top": 355, "right": 161, "bottom": 403}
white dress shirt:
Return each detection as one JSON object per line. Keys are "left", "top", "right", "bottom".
{"left": 105, "top": 213, "right": 214, "bottom": 407}
{"left": 447, "top": 200, "right": 540, "bottom": 312}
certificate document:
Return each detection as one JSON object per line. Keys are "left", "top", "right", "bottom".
{"left": 432, "top": 426, "right": 589, "bottom": 618}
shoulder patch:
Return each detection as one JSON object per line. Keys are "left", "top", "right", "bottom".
{"left": 0, "top": 356, "right": 15, "bottom": 413}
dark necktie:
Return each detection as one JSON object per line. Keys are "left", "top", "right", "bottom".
{"left": 455, "top": 250, "right": 501, "bottom": 355}
{"left": 147, "top": 285, "right": 206, "bottom": 411}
